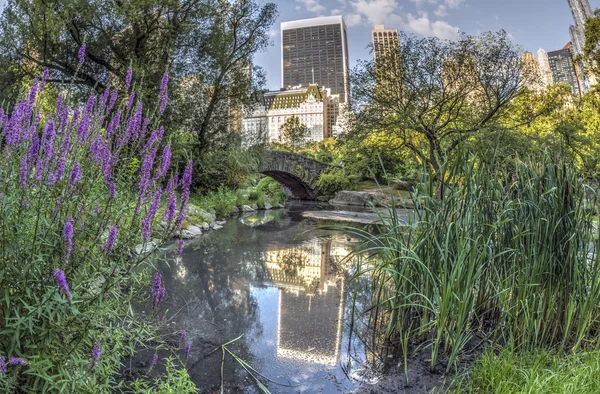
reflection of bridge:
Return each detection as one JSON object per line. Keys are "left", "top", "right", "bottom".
{"left": 260, "top": 150, "right": 334, "bottom": 200}
{"left": 264, "top": 238, "right": 351, "bottom": 366}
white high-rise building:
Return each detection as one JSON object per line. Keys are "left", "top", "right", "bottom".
{"left": 242, "top": 84, "right": 329, "bottom": 146}
{"left": 537, "top": 49, "right": 554, "bottom": 89}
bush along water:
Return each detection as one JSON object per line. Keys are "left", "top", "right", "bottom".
{"left": 0, "top": 49, "right": 195, "bottom": 392}
{"left": 344, "top": 153, "right": 600, "bottom": 378}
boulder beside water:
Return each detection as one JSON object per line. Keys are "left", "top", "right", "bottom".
{"left": 330, "top": 191, "right": 385, "bottom": 207}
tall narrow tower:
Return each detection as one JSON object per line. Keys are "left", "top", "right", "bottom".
{"left": 537, "top": 49, "right": 554, "bottom": 88}
{"left": 372, "top": 24, "right": 399, "bottom": 62}
{"left": 281, "top": 16, "right": 350, "bottom": 103}
{"left": 567, "top": 0, "right": 593, "bottom": 57}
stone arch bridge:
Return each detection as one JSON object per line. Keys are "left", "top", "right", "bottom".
{"left": 260, "top": 150, "right": 334, "bottom": 200}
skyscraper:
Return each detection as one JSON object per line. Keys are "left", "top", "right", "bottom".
{"left": 521, "top": 52, "right": 544, "bottom": 92}
{"left": 548, "top": 48, "right": 581, "bottom": 96}
{"left": 569, "top": 0, "right": 593, "bottom": 31}
{"left": 537, "top": 49, "right": 554, "bottom": 89}
{"left": 567, "top": 0, "right": 595, "bottom": 90}
{"left": 372, "top": 24, "right": 399, "bottom": 62}
{"left": 281, "top": 16, "right": 350, "bottom": 103}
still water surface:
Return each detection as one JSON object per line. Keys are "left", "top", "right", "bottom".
{"left": 158, "top": 202, "right": 377, "bottom": 393}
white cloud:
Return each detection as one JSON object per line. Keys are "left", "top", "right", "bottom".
{"left": 434, "top": 4, "right": 447, "bottom": 17}
{"left": 295, "top": 0, "right": 326, "bottom": 14}
{"left": 345, "top": 13, "right": 363, "bottom": 27}
{"left": 349, "top": 0, "right": 401, "bottom": 25}
{"left": 405, "top": 13, "right": 459, "bottom": 40}
{"left": 269, "top": 29, "right": 279, "bottom": 38}
{"left": 444, "top": 0, "right": 465, "bottom": 8}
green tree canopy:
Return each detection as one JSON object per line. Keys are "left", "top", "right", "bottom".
{"left": 278, "top": 116, "right": 310, "bottom": 153}
{"left": 351, "top": 30, "right": 546, "bottom": 185}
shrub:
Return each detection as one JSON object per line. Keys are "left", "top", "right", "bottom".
{"left": 316, "top": 167, "right": 355, "bottom": 197}
{"left": 0, "top": 67, "right": 194, "bottom": 392}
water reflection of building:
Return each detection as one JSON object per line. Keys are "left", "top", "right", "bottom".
{"left": 265, "top": 238, "right": 351, "bottom": 366}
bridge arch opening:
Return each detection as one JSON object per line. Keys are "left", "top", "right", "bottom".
{"left": 261, "top": 170, "right": 317, "bottom": 200}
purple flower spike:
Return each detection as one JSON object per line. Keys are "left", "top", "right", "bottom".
{"left": 176, "top": 239, "right": 184, "bottom": 256}
{"left": 69, "top": 162, "right": 82, "bottom": 188}
{"left": 104, "top": 225, "right": 118, "bottom": 254}
{"left": 181, "top": 330, "right": 187, "bottom": 342}
{"left": 8, "top": 357, "right": 27, "bottom": 366}
{"left": 127, "top": 91, "right": 135, "bottom": 111}
{"left": 53, "top": 269, "right": 72, "bottom": 299}
{"left": 151, "top": 271, "right": 166, "bottom": 309}
{"left": 155, "top": 143, "right": 171, "bottom": 180}
{"left": 90, "top": 340, "right": 101, "bottom": 368}
{"left": 78, "top": 43, "right": 86, "bottom": 64}
{"left": 141, "top": 189, "right": 162, "bottom": 240}
{"left": 107, "top": 90, "right": 118, "bottom": 113}
{"left": 185, "top": 342, "right": 191, "bottom": 355}
{"left": 125, "top": 67, "right": 133, "bottom": 90}
{"left": 41, "top": 69, "right": 49, "bottom": 90}
{"left": 163, "top": 192, "right": 177, "bottom": 227}
{"left": 0, "top": 356, "right": 6, "bottom": 374}
{"left": 159, "top": 91, "right": 168, "bottom": 115}
{"left": 160, "top": 72, "right": 169, "bottom": 94}
{"left": 151, "top": 353, "right": 159, "bottom": 367}
{"left": 63, "top": 219, "right": 74, "bottom": 260}
{"left": 176, "top": 162, "right": 193, "bottom": 230}
{"left": 28, "top": 79, "right": 39, "bottom": 108}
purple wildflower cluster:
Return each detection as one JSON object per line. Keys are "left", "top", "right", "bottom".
{"left": 90, "top": 340, "right": 101, "bottom": 368}
{"left": 78, "top": 43, "right": 86, "bottom": 64}
{"left": 151, "top": 353, "right": 159, "bottom": 367}
{"left": 53, "top": 269, "right": 72, "bottom": 299}
{"left": 176, "top": 239, "right": 185, "bottom": 256}
{"left": 159, "top": 72, "right": 169, "bottom": 115}
{"left": 1, "top": 67, "right": 196, "bottom": 368}
{"left": 63, "top": 218, "right": 74, "bottom": 260}
{"left": 104, "top": 225, "right": 118, "bottom": 254}
{"left": 0, "top": 356, "right": 28, "bottom": 374}
{"left": 151, "top": 271, "right": 166, "bottom": 309}
{"left": 185, "top": 342, "right": 191, "bottom": 356}
{"left": 9, "top": 357, "right": 28, "bottom": 366}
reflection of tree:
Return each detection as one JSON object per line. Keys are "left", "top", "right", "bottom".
{"left": 273, "top": 248, "right": 310, "bottom": 280}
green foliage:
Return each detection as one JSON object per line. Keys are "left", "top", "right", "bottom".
{"left": 0, "top": 79, "right": 190, "bottom": 391}
{"left": 191, "top": 147, "right": 262, "bottom": 193}
{"left": 256, "top": 177, "right": 289, "bottom": 206}
{"left": 278, "top": 115, "right": 310, "bottom": 152}
{"left": 316, "top": 167, "right": 356, "bottom": 197}
{"left": 131, "top": 357, "right": 197, "bottom": 394}
{"left": 339, "top": 153, "right": 600, "bottom": 377}
{"left": 448, "top": 349, "right": 600, "bottom": 394}
{"left": 352, "top": 30, "right": 538, "bottom": 182}
{"left": 192, "top": 188, "right": 238, "bottom": 219}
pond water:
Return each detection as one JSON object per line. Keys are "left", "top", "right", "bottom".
{"left": 154, "top": 202, "right": 380, "bottom": 393}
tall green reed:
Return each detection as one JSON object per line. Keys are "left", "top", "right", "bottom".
{"left": 345, "top": 153, "right": 600, "bottom": 374}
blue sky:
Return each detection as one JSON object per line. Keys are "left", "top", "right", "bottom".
{"left": 254, "top": 0, "right": 600, "bottom": 90}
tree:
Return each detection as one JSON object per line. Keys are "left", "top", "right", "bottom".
{"left": 351, "top": 31, "right": 545, "bottom": 188}
{"left": 0, "top": 0, "right": 277, "bottom": 157}
{"left": 172, "top": 0, "right": 277, "bottom": 152}
{"left": 0, "top": 0, "right": 203, "bottom": 100}
{"left": 279, "top": 116, "right": 310, "bottom": 152}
